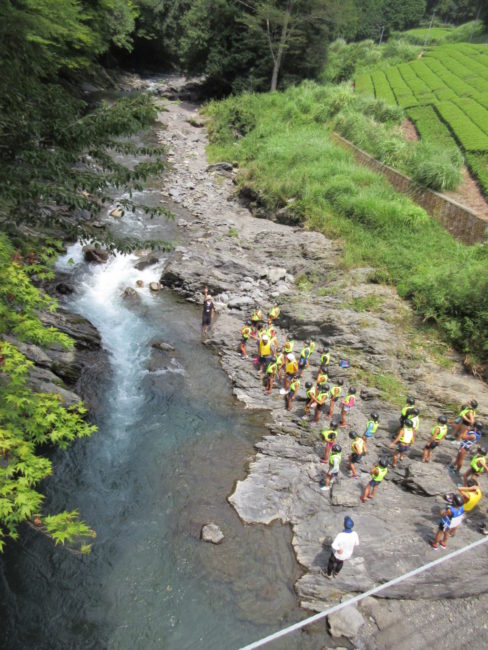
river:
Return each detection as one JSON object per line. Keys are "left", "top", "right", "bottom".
{"left": 0, "top": 106, "right": 324, "bottom": 649}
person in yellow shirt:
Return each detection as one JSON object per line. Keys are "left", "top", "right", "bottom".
{"left": 457, "top": 480, "right": 482, "bottom": 512}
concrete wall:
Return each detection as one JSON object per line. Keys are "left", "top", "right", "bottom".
{"left": 331, "top": 133, "right": 488, "bottom": 245}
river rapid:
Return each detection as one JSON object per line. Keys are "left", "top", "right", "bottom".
{"left": 0, "top": 94, "right": 318, "bottom": 650}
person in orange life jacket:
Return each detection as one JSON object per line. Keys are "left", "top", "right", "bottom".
{"left": 298, "top": 341, "right": 313, "bottom": 377}
{"left": 422, "top": 415, "right": 448, "bottom": 463}
{"left": 360, "top": 457, "right": 388, "bottom": 502}
{"left": 313, "top": 385, "right": 330, "bottom": 423}
{"left": 322, "top": 516, "right": 359, "bottom": 579}
{"left": 320, "top": 423, "right": 338, "bottom": 463}
{"left": 284, "top": 353, "right": 298, "bottom": 391}
{"left": 463, "top": 446, "right": 488, "bottom": 486}
{"left": 201, "top": 287, "right": 215, "bottom": 336}
{"left": 362, "top": 412, "right": 380, "bottom": 454}
{"left": 451, "top": 399, "right": 478, "bottom": 441}
{"left": 240, "top": 321, "right": 252, "bottom": 359}
{"left": 328, "top": 379, "right": 344, "bottom": 421}
{"left": 257, "top": 333, "right": 272, "bottom": 375}
{"left": 431, "top": 494, "right": 464, "bottom": 550}
{"left": 347, "top": 431, "right": 364, "bottom": 478}
{"left": 340, "top": 387, "right": 356, "bottom": 428}
{"left": 449, "top": 421, "right": 483, "bottom": 474}
{"left": 286, "top": 377, "right": 300, "bottom": 411}
{"left": 390, "top": 418, "right": 415, "bottom": 467}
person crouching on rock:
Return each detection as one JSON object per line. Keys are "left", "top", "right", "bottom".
{"left": 431, "top": 495, "right": 464, "bottom": 550}
{"left": 322, "top": 516, "right": 359, "bottom": 579}
{"left": 361, "top": 457, "right": 388, "bottom": 502}
{"left": 463, "top": 446, "right": 488, "bottom": 486}
{"left": 320, "top": 444, "right": 342, "bottom": 491}
{"left": 201, "top": 287, "right": 215, "bottom": 337}
{"left": 390, "top": 418, "right": 415, "bottom": 467}
{"left": 286, "top": 377, "right": 300, "bottom": 411}
{"left": 347, "top": 431, "right": 364, "bottom": 478}
{"left": 422, "top": 415, "right": 448, "bottom": 463}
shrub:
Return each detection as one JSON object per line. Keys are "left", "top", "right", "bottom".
{"left": 408, "top": 140, "right": 463, "bottom": 190}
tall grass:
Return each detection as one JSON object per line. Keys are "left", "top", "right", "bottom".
{"left": 204, "top": 86, "right": 488, "bottom": 364}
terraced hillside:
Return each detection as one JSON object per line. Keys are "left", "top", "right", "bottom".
{"left": 355, "top": 43, "right": 488, "bottom": 196}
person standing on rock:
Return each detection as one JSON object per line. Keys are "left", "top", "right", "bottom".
{"left": 257, "top": 333, "right": 272, "bottom": 376}
{"left": 283, "top": 335, "right": 294, "bottom": 355}
{"left": 286, "top": 377, "right": 300, "bottom": 411}
{"left": 360, "top": 458, "right": 388, "bottom": 502}
{"left": 322, "top": 516, "right": 359, "bottom": 579}
{"left": 268, "top": 305, "right": 280, "bottom": 321}
{"left": 449, "top": 421, "right": 482, "bottom": 474}
{"left": 399, "top": 396, "right": 416, "bottom": 427}
{"left": 316, "top": 366, "right": 328, "bottom": 388}
{"left": 347, "top": 431, "right": 364, "bottom": 478}
{"left": 451, "top": 399, "right": 478, "bottom": 441}
{"left": 264, "top": 357, "right": 279, "bottom": 395}
{"left": 320, "top": 443, "right": 342, "bottom": 491}
{"left": 313, "top": 385, "right": 330, "bottom": 423}
{"left": 304, "top": 382, "right": 318, "bottom": 416}
{"left": 422, "top": 415, "right": 448, "bottom": 463}
{"left": 298, "top": 340, "right": 313, "bottom": 377}
{"left": 390, "top": 418, "right": 415, "bottom": 467}
{"left": 320, "top": 424, "right": 338, "bottom": 463}
{"left": 431, "top": 495, "right": 464, "bottom": 550}
{"left": 284, "top": 353, "right": 298, "bottom": 390}
{"left": 339, "top": 387, "right": 356, "bottom": 428}
{"left": 463, "top": 447, "right": 488, "bottom": 485}
{"left": 328, "top": 379, "right": 344, "bottom": 421}
{"left": 363, "top": 412, "right": 380, "bottom": 453}
{"left": 202, "top": 287, "right": 215, "bottom": 337}
{"left": 319, "top": 344, "right": 330, "bottom": 369}
{"left": 240, "top": 321, "right": 252, "bottom": 359}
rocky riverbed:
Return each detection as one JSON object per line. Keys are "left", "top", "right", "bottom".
{"left": 146, "top": 83, "right": 488, "bottom": 648}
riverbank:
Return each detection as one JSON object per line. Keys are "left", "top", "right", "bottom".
{"left": 153, "top": 90, "right": 488, "bottom": 647}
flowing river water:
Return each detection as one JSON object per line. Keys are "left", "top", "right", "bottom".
{"left": 0, "top": 111, "right": 325, "bottom": 649}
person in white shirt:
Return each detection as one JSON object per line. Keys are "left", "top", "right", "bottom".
{"left": 322, "top": 516, "right": 359, "bottom": 578}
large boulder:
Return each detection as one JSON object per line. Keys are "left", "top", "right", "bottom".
{"left": 82, "top": 245, "right": 109, "bottom": 264}
{"left": 328, "top": 604, "right": 365, "bottom": 640}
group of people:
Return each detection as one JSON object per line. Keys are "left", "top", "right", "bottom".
{"left": 204, "top": 292, "right": 487, "bottom": 574}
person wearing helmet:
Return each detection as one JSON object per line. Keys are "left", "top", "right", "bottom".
{"left": 360, "top": 458, "right": 388, "bottom": 502}
{"left": 251, "top": 308, "right": 263, "bottom": 326}
{"left": 362, "top": 412, "right": 380, "bottom": 453}
{"left": 451, "top": 399, "right": 478, "bottom": 441}
{"left": 285, "top": 377, "right": 301, "bottom": 412}
{"left": 431, "top": 495, "right": 464, "bottom": 550}
{"left": 409, "top": 407, "right": 420, "bottom": 433}
{"left": 340, "top": 387, "right": 357, "bottom": 428}
{"left": 321, "top": 516, "right": 359, "bottom": 579}
{"left": 457, "top": 479, "right": 482, "bottom": 513}
{"left": 399, "top": 396, "right": 416, "bottom": 425}
{"left": 321, "top": 444, "right": 342, "bottom": 491}
{"left": 268, "top": 305, "right": 280, "bottom": 321}
{"left": 328, "top": 379, "right": 344, "bottom": 421}
{"left": 257, "top": 332, "right": 272, "bottom": 376}
{"left": 320, "top": 423, "right": 338, "bottom": 463}
{"left": 463, "top": 446, "right": 488, "bottom": 486}
{"left": 449, "top": 420, "right": 482, "bottom": 474}
{"left": 313, "top": 384, "right": 331, "bottom": 423}
{"left": 347, "top": 431, "right": 364, "bottom": 478}
{"left": 422, "top": 415, "right": 449, "bottom": 463}
{"left": 264, "top": 356, "right": 279, "bottom": 395}
{"left": 316, "top": 366, "right": 328, "bottom": 388}
{"left": 283, "top": 335, "right": 294, "bottom": 354}
{"left": 390, "top": 418, "right": 415, "bottom": 467}
{"left": 303, "top": 381, "right": 317, "bottom": 416}
{"left": 298, "top": 340, "right": 313, "bottom": 377}
{"left": 319, "top": 345, "right": 330, "bottom": 368}
{"left": 240, "top": 321, "right": 253, "bottom": 359}
{"left": 284, "top": 352, "right": 298, "bottom": 391}
{"left": 275, "top": 347, "right": 285, "bottom": 384}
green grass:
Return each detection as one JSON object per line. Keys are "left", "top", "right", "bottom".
{"left": 204, "top": 84, "right": 488, "bottom": 365}
{"left": 347, "top": 295, "right": 385, "bottom": 312}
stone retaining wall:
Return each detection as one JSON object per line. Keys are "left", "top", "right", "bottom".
{"left": 332, "top": 132, "right": 488, "bottom": 245}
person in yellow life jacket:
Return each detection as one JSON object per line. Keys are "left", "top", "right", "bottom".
{"left": 452, "top": 399, "right": 478, "bottom": 441}
{"left": 304, "top": 382, "right": 317, "bottom": 416}
{"left": 449, "top": 421, "right": 482, "bottom": 474}
{"left": 347, "top": 431, "right": 364, "bottom": 478}
{"left": 257, "top": 334, "right": 272, "bottom": 375}
{"left": 275, "top": 348, "right": 285, "bottom": 384}
{"left": 319, "top": 345, "right": 330, "bottom": 368}
{"left": 265, "top": 357, "right": 279, "bottom": 395}
{"left": 328, "top": 379, "right": 344, "bottom": 421}
{"left": 457, "top": 479, "right": 482, "bottom": 512}
{"left": 240, "top": 321, "right": 252, "bottom": 359}
{"left": 284, "top": 353, "right": 298, "bottom": 390}
{"left": 298, "top": 341, "right": 313, "bottom": 377}
{"left": 309, "top": 339, "right": 316, "bottom": 354}
{"left": 314, "top": 385, "right": 331, "bottom": 423}
{"left": 340, "top": 387, "right": 356, "bottom": 428}
{"left": 361, "top": 457, "right": 388, "bottom": 502}
{"left": 251, "top": 308, "right": 263, "bottom": 326}
{"left": 362, "top": 412, "right": 380, "bottom": 453}
{"left": 321, "top": 444, "right": 342, "bottom": 491}
{"left": 286, "top": 377, "right": 300, "bottom": 411}
{"left": 320, "top": 424, "right": 338, "bottom": 463}
{"left": 316, "top": 368, "right": 328, "bottom": 387}
{"left": 390, "top": 418, "right": 415, "bottom": 467}
{"left": 409, "top": 407, "right": 420, "bottom": 433}
{"left": 399, "top": 396, "right": 416, "bottom": 426}
{"left": 283, "top": 335, "right": 294, "bottom": 354}
{"left": 422, "top": 415, "right": 448, "bottom": 462}
{"left": 463, "top": 447, "right": 488, "bottom": 486}
{"left": 268, "top": 305, "right": 280, "bottom": 321}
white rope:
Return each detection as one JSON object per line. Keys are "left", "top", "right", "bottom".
{"left": 239, "top": 535, "right": 488, "bottom": 650}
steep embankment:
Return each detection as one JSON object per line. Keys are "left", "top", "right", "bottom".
{"left": 155, "top": 90, "right": 488, "bottom": 647}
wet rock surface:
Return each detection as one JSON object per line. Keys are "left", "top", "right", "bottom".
{"left": 152, "top": 95, "right": 488, "bottom": 646}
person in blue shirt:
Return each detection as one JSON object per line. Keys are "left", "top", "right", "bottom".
{"left": 449, "top": 421, "right": 483, "bottom": 474}
{"left": 431, "top": 495, "right": 464, "bottom": 550}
